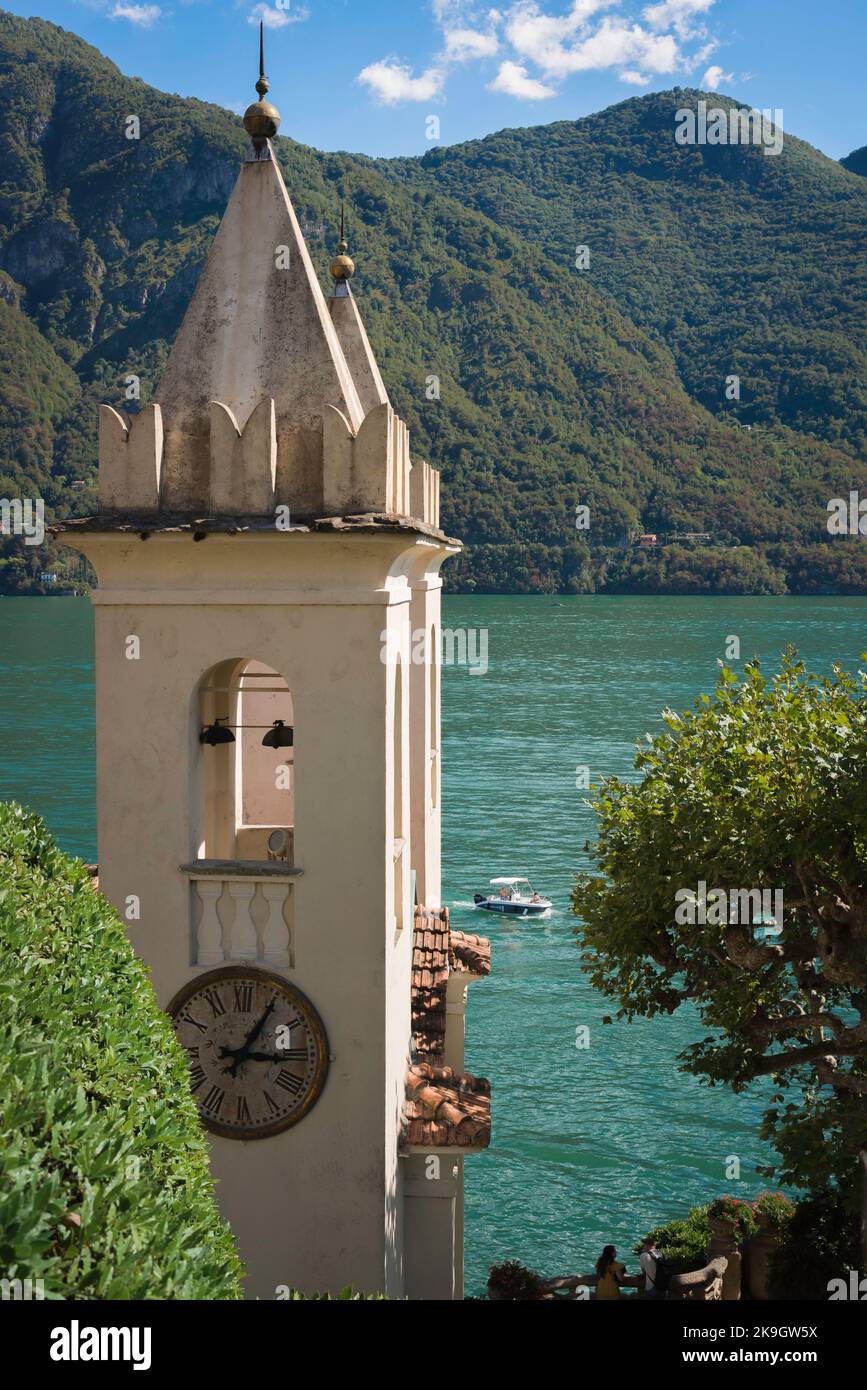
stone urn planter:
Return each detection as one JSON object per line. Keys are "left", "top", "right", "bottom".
{"left": 746, "top": 1213, "right": 780, "bottom": 1301}
{"left": 708, "top": 1217, "right": 742, "bottom": 1301}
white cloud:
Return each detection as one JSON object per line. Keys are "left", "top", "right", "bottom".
{"left": 702, "top": 63, "right": 732, "bottom": 91}
{"left": 642, "top": 0, "right": 716, "bottom": 37}
{"left": 357, "top": 59, "right": 446, "bottom": 105}
{"left": 690, "top": 38, "right": 718, "bottom": 67}
{"left": 110, "top": 3, "right": 161, "bottom": 25}
{"left": 445, "top": 27, "right": 500, "bottom": 61}
{"left": 508, "top": 11, "right": 680, "bottom": 79}
{"left": 488, "top": 59, "right": 556, "bottom": 99}
{"left": 505, "top": 1, "right": 617, "bottom": 76}
{"left": 358, "top": 0, "right": 724, "bottom": 109}
{"left": 248, "top": 3, "right": 308, "bottom": 28}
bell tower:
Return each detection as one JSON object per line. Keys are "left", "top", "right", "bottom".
{"left": 60, "top": 31, "right": 490, "bottom": 1300}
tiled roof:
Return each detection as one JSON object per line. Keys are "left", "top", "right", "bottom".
{"left": 449, "top": 930, "right": 491, "bottom": 977}
{"left": 411, "top": 907, "right": 490, "bottom": 1058}
{"left": 411, "top": 904, "right": 451, "bottom": 1057}
{"left": 404, "top": 906, "right": 492, "bottom": 1151}
{"left": 402, "top": 1062, "right": 491, "bottom": 1150}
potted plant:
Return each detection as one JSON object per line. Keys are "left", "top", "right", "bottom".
{"left": 752, "top": 1191, "right": 795, "bottom": 1232}
{"left": 487, "top": 1260, "right": 545, "bottom": 1301}
{"left": 747, "top": 1193, "right": 795, "bottom": 1300}
{"left": 707, "top": 1197, "right": 758, "bottom": 1301}
{"left": 708, "top": 1196, "right": 759, "bottom": 1244}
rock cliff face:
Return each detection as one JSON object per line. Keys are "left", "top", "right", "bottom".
{"left": 1, "top": 12, "right": 866, "bottom": 595}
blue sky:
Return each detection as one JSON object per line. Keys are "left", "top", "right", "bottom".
{"left": 4, "top": 0, "right": 865, "bottom": 159}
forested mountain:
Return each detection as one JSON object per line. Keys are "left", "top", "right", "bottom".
{"left": 1, "top": 11, "right": 866, "bottom": 595}
{"left": 841, "top": 145, "right": 867, "bottom": 178}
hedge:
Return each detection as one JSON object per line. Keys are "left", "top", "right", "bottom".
{"left": 0, "top": 804, "right": 243, "bottom": 1299}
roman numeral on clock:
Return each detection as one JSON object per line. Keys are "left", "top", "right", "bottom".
{"left": 278, "top": 1047, "right": 307, "bottom": 1061}
{"left": 233, "top": 984, "right": 253, "bottom": 1013}
{"left": 179, "top": 1010, "right": 207, "bottom": 1034}
{"left": 189, "top": 1063, "right": 206, "bottom": 1092}
{"left": 202, "top": 988, "right": 226, "bottom": 1018}
{"left": 236, "top": 1095, "right": 251, "bottom": 1125}
{"left": 203, "top": 1085, "right": 225, "bottom": 1115}
{"left": 275, "top": 1069, "right": 303, "bottom": 1097}
{"left": 263, "top": 1090, "right": 281, "bottom": 1116}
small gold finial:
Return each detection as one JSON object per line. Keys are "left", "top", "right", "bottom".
{"left": 244, "top": 21, "right": 281, "bottom": 149}
{"left": 330, "top": 202, "right": 356, "bottom": 282}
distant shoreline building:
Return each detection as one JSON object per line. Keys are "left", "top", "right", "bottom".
{"left": 60, "top": 33, "right": 490, "bottom": 1300}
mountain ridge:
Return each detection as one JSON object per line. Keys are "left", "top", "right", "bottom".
{"left": 1, "top": 11, "right": 865, "bottom": 595}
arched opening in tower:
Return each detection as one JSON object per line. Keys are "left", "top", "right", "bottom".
{"left": 195, "top": 657, "right": 294, "bottom": 865}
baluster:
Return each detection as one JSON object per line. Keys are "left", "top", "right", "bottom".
{"left": 228, "top": 881, "right": 258, "bottom": 961}
{"left": 261, "top": 883, "right": 290, "bottom": 967}
{"left": 196, "top": 880, "right": 224, "bottom": 966}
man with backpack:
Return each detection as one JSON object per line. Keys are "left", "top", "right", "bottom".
{"left": 640, "top": 1237, "right": 672, "bottom": 1299}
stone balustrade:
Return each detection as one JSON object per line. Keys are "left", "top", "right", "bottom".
{"left": 181, "top": 860, "right": 300, "bottom": 968}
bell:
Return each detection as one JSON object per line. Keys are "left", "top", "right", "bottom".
{"left": 200, "top": 719, "right": 235, "bottom": 745}
{"left": 262, "top": 719, "right": 293, "bottom": 748}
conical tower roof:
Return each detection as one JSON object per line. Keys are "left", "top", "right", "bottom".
{"left": 156, "top": 35, "right": 364, "bottom": 513}
{"left": 327, "top": 207, "right": 389, "bottom": 416}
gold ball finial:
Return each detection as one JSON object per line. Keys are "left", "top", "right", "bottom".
{"left": 330, "top": 203, "right": 356, "bottom": 282}
{"left": 244, "top": 21, "right": 281, "bottom": 147}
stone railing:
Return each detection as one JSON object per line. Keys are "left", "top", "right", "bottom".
{"left": 540, "top": 1273, "right": 644, "bottom": 1300}
{"left": 669, "top": 1257, "right": 728, "bottom": 1301}
{"left": 539, "top": 1259, "right": 727, "bottom": 1301}
{"left": 180, "top": 861, "right": 301, "bottom": 968}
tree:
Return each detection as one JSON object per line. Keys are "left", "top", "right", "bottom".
{"left": 571, "top": 653, "right": 867, "bottom": 1217}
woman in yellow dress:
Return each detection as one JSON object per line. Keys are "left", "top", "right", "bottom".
{"left": 595, "top": 1245, "right": 626, "bottom": 1300}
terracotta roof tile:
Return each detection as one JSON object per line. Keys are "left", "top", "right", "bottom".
{"left": 410, "top": 907, "right": 491, "bottom": 1057}
{"left": 405, "top": 907, "right": 492, "bottom": 1149}
{"left": 448, "top": 930, "right": 491, "bottom": 977}
{"left": 411, "top": 904, "right": 451, "bottom": 1057}
{"left": 401, "top": 1062, "right": 491, "bottom": 1150}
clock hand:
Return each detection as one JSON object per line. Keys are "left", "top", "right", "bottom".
{"left": 217, "top": 999, "right": 278, "bottom": 1076}
{"left": 242, "top": 998, "right": 276, "bottom": 1051}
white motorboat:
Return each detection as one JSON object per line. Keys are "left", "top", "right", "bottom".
{"left": 474, "top": 877, "right": 552, "bottom": 916}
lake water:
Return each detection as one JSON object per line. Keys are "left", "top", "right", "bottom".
{"left": 1, "top": 594, "right": 864, "bottom": 1295}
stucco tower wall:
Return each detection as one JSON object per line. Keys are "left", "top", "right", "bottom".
{"left": 71, "top": 529, "right": 442, "bottom": 1297}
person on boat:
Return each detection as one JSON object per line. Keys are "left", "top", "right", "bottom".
{"left": 594, "top": 1246, "right": 626, "bottom": 1300}
{"left": 531, "top": 892, "right": 541, "bottom": 902}
{"left": 499, "top": 886, "right": 510, "bottom": 899}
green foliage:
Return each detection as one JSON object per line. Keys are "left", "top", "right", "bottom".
{"left": 0, "top": 802, "right": 243, "bottom": 1299}
{"left": 840, "top": 145, "right": 867, "bottom": 179}
{"left": 0, "top": 17, "right": 866, "bottom": 593}
{"left": 768, "top": 1191, "right": 861, "bottom": 1300}
{"left": 486, "top": 1259, "right": 545, "bottom": 1299}
{"left": 752, "top": 1190, "right": 796, "bottom": 1233}
{"left": 635, "top": 1205, "right": 712, "bottom": 1274}
{"left": 707, "top": 1196, "right": 758, "bottom": 1244}
{"left": 637, "top": 1192, "right": 796, "bottom": 1274}
{"left": 572, "top": 652, "right": 867, "bottom": 1201}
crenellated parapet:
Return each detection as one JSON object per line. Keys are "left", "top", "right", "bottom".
{"left": 208, "top": 398, "right": 277, "bottom": 516}
{"left": 99, "top": 403, "right": 163, "bottom": 513}
{"left": 98, "top": 394, "right": 440, "bottom": 529}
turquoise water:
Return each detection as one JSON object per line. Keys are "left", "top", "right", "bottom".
{"left": 1, "top": 594, "right": 864, "bottom": 1294}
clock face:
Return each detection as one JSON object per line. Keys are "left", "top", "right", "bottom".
{"left": 168, "top": 967, "right": 329, "bottom": 1140}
